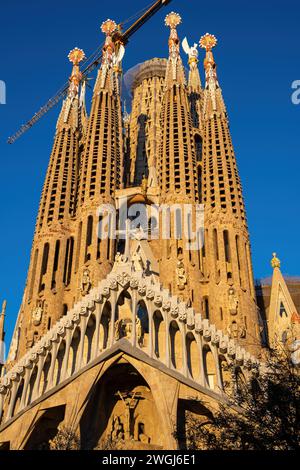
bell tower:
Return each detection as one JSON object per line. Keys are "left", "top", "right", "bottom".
{"left": 13, "top": 49, "right": 86, "bottom": 359}
{"left": 157, "top": 13, "right": 203, "bottom": 310}
{"left": 199, "top": 34, "right": 260, "bottom": 349}
{"left": 75, "top": 19, "right": 125, "bottom": 299}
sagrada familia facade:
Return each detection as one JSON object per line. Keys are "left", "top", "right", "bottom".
{"left": 0, "top": 12, "right": 299, "bottom": 450}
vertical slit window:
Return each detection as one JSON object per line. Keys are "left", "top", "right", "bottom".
{"left": 85, "top": 216, "right": 93, "bottom": 262}
{"left": 39, "top": 243, "right": 49, "bottom": 292}
{"left": 223, "top": 230, "right": 231, "bottom": 263}
{"left": 75, "top": 222, "right": 82, "bottom": 273}
{"left": 51, "top": 240, "right": 60, "bottom": 289}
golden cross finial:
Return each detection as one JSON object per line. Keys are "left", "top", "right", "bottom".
{"left": 101, "top": 19, "right": 117, "bottom": 36}
{"left": 199, "top": 33, "right": 217, "bottom": 51}
{"left": 165, "top": 12, "right": 182, "bottom": 29}
{"left": 271, "top": 252, "right": 281, "bottom": 269}
{"left": 68, "top": 47, "right": 86, "bottom": 66}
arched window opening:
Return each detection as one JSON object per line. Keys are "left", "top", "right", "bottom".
{"left": 186, "top": 333, "right": 200, "bottom": 380}
{"left": 100, "top": 302, "right": 111, "bottom": 351}
{"left": 203, "top": 346, "right": 217, "bottom": 390}
{"left": 83, "top": 315, "right": 96, "bottom": 365}
{"left": 170, "top": 321, "right": 182, "bottom": 370}
{"left": 137, "top": 301, "right": 149, "bottom": 348}
{"left": 53, "top": 341, "right": 66, "bottom": 386}
{"left": 70, "top": 328, "right": 81, "bottom": 375}
{"left": 153, "top": 311, "right": 165, "bottom": 361}
{"left": 203, "top": 297, "right": 209, "bottom": 320}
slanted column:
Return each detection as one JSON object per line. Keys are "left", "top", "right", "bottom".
{"left": 198, "top": 336, "right": 206, "bottom": 386}
{"left": 211, "top": 344, "right": 223, "bottom": 391}
{"left": 46, "top": 342, "right": 59, "bottom": 390}
{"left": 6, "top": 380, "right": 19, "bottom": 421}
{"left": 180, "top": 323, "right": 188, "bottom": 376}
{"left": 32, "top": 354, "right": 45, "bottom": 401}
{"left": 108, "top": 293, "right": 117, "bottom": 348}
{"left": 61, "top": 328, "right": 73, "bottom": 380}
{"left": 20, "top": 367, "right": 32, "bottom": 410}
{"left": 92, "top": 303, "right": 102, "bottom": 359}
{"left": 76, "top": 316, "right": 88, "bottom": 371}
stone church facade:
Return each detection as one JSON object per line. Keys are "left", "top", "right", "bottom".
{"left": 0, "top": 12, "right": 299, "bottom": 450}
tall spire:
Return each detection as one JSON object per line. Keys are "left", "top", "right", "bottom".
{"left": 164, "top": 12, "right": 186, "bottom": 86}
{"left": 199, "top": 33, "right": 260, "bottom": 351}
{"left": 158, "top": 12, "right": 198, "bottom": 203}
{"left": 200, "top": 33, "right": 225, "bottom": 115}
{"left": 158, "top": 13, "right": 202, "bottom": 310}
{"left": 75, "top": 19, "right": 125, "bottom": 299}
{"left": 14, "top": 49, "right": 86, "bottom": 359}
{"left": 37, "top": 48, "right": 85, "bottom": 230}
{"left": 57, "top": 47, "right": 86, "bottom": 129}
{"left": 93, "top": 19, "right": 125, "bottom": 94}
{"left": 78, "top": 19, "right": 125, "bottom": 208}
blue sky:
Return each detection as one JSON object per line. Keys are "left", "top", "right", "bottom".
{"left": 0, "top": 0, "right": 299, "bottom": 347}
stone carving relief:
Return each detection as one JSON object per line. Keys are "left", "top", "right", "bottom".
{"left": 132, "top": 252, "right": 144, "bottom": 272}
{"left": 110, "top": 415, "right": 125, "bottom": 442}
{"left": 81, "top": 269, "right": 92, "bottom": 296}
{"left": 115, "top": 252, "right": 128, "bottom": 266}
{"left": 32, "top": 300, "right": 45, "bottom": 327}
{"left": 228, "top": 288, "right": 238, "bottom": 316}
{"left": 176, "top": 260, "right": 187, "bottom": 290}
{"left": 114, "top": 316, "right": 144, "bottom": 346}
{"left": 227, "top": 320, "right": 246, "bottom": 340}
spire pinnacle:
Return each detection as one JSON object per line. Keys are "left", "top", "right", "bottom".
{"left": 164, "top": 12, "right": 185, "bottom": 84}
{"left": 199, "top": 33, "right": 218, "bottom": 79}
{"left": 271, "top": 252, "right": 281, "bottom": 270}
{"left": 67, "top": 47, "right": 85, "bottom": 99}
{"left": 165, "top": 12, "right": 181, "bottom": 56}
{"left": 101, "top": 19, "right": 118, "bottom": 69}
{"left": 199, "top": 33, "right": 217, "bottom": 52}
{"left": 200, "top": 33, "right": 220, "bottom": 111}
{"left": 98, "top": 19, "right": 125, "bottom": 90}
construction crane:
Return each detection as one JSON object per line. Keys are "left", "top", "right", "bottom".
{"left": 7, "top": 0, "right": 172, "bottom": 144}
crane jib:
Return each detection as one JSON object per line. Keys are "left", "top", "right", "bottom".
{"left": 7, "top": 0, "right": 172, "bottom": 144}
